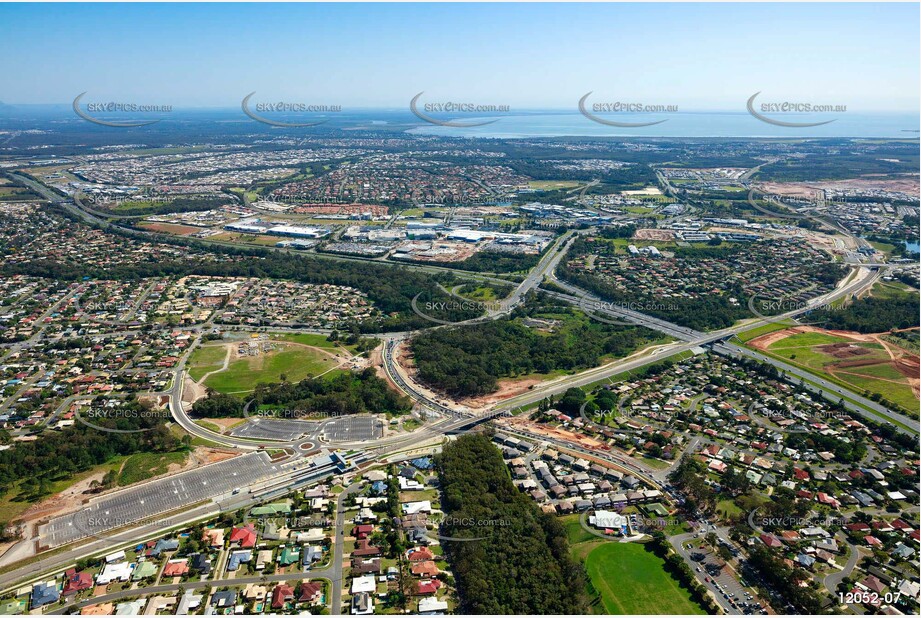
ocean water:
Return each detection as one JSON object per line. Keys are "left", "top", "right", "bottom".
{"left": 407, "top": 111, "right": 920, "bottom": 139}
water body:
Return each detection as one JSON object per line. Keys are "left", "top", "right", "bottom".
{"left": 408, "top": 111, "right": 920, "bottom": 139}
{"left": 905, "top": 241, "right": 920, "bottom": 253}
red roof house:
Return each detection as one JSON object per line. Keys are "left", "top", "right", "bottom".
{"left": 230, "top": 524, "right": 257, "bottom": 549}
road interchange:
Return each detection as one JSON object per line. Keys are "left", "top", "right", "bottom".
{"left": 2, "top": 182, "right": 917, "bottom": 603}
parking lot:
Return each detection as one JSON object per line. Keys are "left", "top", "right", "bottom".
{"left": 321, "top": 415, "right": 382, "bottom": 442}
{"left": 677, "top": 525, "right": 768, "bottom": 616}
{"left": 229, "top": 417, "right": 318, "bottom": 441}
{"left": 39, "top": 452, "right": 282, "bottom": 547}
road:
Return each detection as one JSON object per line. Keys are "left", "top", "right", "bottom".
{"left": 670, "top": 532, "right": 742, "bottom": 615}
{"left": 823, "top": 535, "right": 862, "bottom": 595}
{"left": 4, "top": 170, "right": 916, "bottom": 603}
{"left": 329, "top": 481, "right": 365, "bottom": 613}
{"left": 53, "top": 561, "right": 340, "bottom": 614}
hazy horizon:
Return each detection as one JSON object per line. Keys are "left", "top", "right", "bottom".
{"left": 1, "top": 2, "right": 919, "bottom": 111}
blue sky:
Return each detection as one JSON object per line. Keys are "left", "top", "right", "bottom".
{"left": 1, "top": 2, "right": 918, "bottom": 111}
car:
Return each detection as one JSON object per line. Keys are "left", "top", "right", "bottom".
{"left": 696, "top": 567, "right": 701, "bottom": 572}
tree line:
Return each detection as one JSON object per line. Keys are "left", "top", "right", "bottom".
{"left": 809, "top": 294, "right": 920, "bottom": 333}
{"left": 190, "top": 368, "right": 411, "bottom": 418}
{"left": 410, "top": 301, "right": 656, "bottom": 397}
{"left": 435, "top": 434, "right": 588, "bottom": 614}
{"left": 0, "top": 400, "right": 183, "bottom": 503}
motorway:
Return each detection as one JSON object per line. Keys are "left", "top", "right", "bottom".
{"left": 39, "top": 172, "right": 910, "bottom": 438}
{"left": 3, "top": 172, "right": 917, "bottom": 604}
{"left": 541, "top": 264, "right": 918, "bottom": 435}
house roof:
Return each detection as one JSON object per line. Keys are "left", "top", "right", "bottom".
{"left": 162, "top": 560, "right": 189, "bottom": 577}
{"left": 414, "top": 580, "right": 442, "bottom": 596}
{"left": 760, "top": 533, "right": 783, "bottom": 548}
{"left": 271, "top": 584, "right": 294, "bottom": 609}
{"left": 63, "top": 570, "right": 94, "bottom": 594}
{"left": 211, "top": 590, "right": 237, "bottom": 607}
{"left": 31, "top": 582, "right": 60, "bottom": 609}
{"left": 298, "top": 581, "right": 323, "bottom": 603}
{"left": 131, "top": 561, "right": 158, "bottom": 581}
{"left": 407, "top": 547, "right": 435, "bottom": 562}
{"left": 861, "top": 575, "right": 886, "bottom": 594}
{"left": 230, "top": 524, "right": 257, "bottom": 548}
{"left": 411, "top": 560, "right": 439, "bottom": 577}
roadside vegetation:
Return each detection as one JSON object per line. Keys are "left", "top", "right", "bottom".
{"left": 410, "top": 296, "right": 658, "bottom": 397}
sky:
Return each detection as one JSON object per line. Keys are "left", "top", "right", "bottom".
{"left": 1, "top": 2, "right": 918, "bottom": 112}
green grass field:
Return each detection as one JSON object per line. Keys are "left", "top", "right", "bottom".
{"left": 117, "top": 451, "right": 188, "bottom": 486}
{"left": 735, "top": 320, "right": 795, "bottom": 343}
{"left": 187, "top": 344, "right": 228, "bottom": 381}
{"left": 584, "top": 542, "right": 706, "bottom": 615}
{"left": 835, "top": 372, "right": 918, "bottom": 412}
{"left": 717, "top": 499, "right": 744, "bottom": 519}
{"left": 530, "top": 180, "right": 583, "bottom": 190}
{"left": 275, "top": 332, "right": 357, "bottom": 353}
{"left": 845, "top": 363, "right": 907, "bottom": 381}
{"left": 767, "top": 331, "right": 851, "bottom": 349}
{"left": 559, "top": 515, "right": 705, "bottom": 615}
{"left": 751, "top": 330, "right": 918, "bottom": 416}
{"left": 767, "top": 334, "right": 890, "bottom": 372}
{"left": 872, "top": 280, "right": 918, "bottom": 300}
{"left": 202, "top": 346, "right": 339, "bottom": 393}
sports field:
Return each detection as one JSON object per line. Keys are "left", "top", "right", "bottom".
{"left": 585, "top": 542, "right": 706, "bottom": 615}
{"left": 561, "top": 515, "right": 705, "bottom": 615}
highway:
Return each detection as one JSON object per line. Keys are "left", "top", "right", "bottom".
{"left": 713, "top": 341, "right": 917, "bottom": 432}
{"left": 538, "top": 264, "right": 919, "bottom": 435}
{"left": 3, "top": 170, "right": 916, "bottom": 604}
{"left": 47, "top": 172, "right": 907, "bottom": 439}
